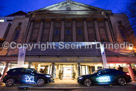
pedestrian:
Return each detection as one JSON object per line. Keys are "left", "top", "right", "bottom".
{"left": 0, "top": 73, "right": 1, "bottom": 77}
{"left": 118, "top": 65, "right": 123, "bottom": 71}
{"left": 40, "top": 69, "right": 44, "bottom": 73}
{"left": 72, "top": 72, "right": 76, "bottom": 80}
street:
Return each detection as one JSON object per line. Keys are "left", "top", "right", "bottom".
{"left": 0, "top": 81, "right": 136, "bottom": 91}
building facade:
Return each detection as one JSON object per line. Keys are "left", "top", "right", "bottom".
{"left": 0, "top": 0, "right": 136, "bottom": 80}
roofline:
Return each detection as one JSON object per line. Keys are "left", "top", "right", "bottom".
{"left": 30, "top": 0, "right": 112, "bottom": 14}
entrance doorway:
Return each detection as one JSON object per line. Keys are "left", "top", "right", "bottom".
{"left": 63, "top": 66, "right": 73, "bottom": 80}
{"left": 56, "top": 64, "right": 77, "bottom": 80}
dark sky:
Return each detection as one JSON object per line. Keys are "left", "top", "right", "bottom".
{"left": 0, "top": 0, "right": 127, "bottom": 16}
{"left": 0, "top": 0, "right": 135, "bottom": 34}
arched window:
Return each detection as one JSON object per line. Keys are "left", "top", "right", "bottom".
{"left": 13, "top": 22, "right": 22, "bottom": 42}
{"left": 13, "top": 27, "right": 21, "bottom": 42}
{"left": 66, "top": 30, "right": 71, "bottom": 35}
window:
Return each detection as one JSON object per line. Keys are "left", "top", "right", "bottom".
{"left": 20, "top": 69, "right": 32, "bottom": 74}
{"left": 78, "top": 30, "right": 82, "bottom": 35}
{"left": 118, "top": 21, "right": 127, "bottom": 41}
{"left": 25, "top": 69, "right": 33, "bottom": 74}
{"left": 64, "top": 22, "right": 72, "bottom": 42}
{"left": 30, "top": 22, "right": 40, "bottom": 42}
{"left": 7, "top": 19, "right": 12, "bottom": 22}
{"left": 42, "top": 22, "right": 51, "bottom": 42}
{"left": 66, "top": 30, "right": 71, "bottom": 35}
{"left": 12, "top": 69, "right": 17, "bottom": 72}
{"left": 13, "top": 29, "right": 20, "bottom": 42}
{"left": 9, "top": 69, "right": 17, "bottom": 73}
{"left": 87, "top": 21, "right": 96, "bottom": 42}
{"left": 55, "top": 30, "right": 60, "bottom": 35}
{"left": 118, "top": 21, "right": 122, "bottom": 24}
{"left": 18, "top": 22, "right": 22, "bottom": 26}
{"left": 0, "top": 40, "right": 4, "bottom": 48}
{"left": 76, "top": 21, "right": 84, "bottom": 42}
{"left": 13, "top": 27, "right": 21, "bottom": 42}
{"left": 53, "top": 22, "right": 61, "bottom": 42}
{"left": 100, "top": 69, "right": 111, "bottom": 74}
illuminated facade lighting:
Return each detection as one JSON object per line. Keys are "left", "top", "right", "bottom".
{"left": 0, "top": 19, "right": 4, "bottom": 22}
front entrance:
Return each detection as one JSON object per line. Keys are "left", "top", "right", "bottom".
{"left": 63, "top": 65, "right": 73, "bottom": 79}
{"left": 57, "top": 64, "right": 76, "bottom": 80}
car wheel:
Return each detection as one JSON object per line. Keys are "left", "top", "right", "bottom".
{"left": 118, "top": 78, "right": 127, "bottom": 86}
{"left": 5, "top": 78, "right": 15, "bottom": 87}
{"left": 84, "top": 79, "right": 92, "bottom": 87}
{"left": 36, "top": 78, "right": 45, "bottom": 87}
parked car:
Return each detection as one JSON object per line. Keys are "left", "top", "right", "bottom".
{"left": 78, "top": 69, "right": 131, "bottom": 86}
{"left": 3, "top": 68, "right": 53, "bottom": 87}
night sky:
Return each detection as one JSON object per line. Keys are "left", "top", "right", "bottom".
{"left": 0, "top": 0, "right": 128, "bottom": 16}
{"left": 0, "top": 0, "right": 135, "bottom": 34}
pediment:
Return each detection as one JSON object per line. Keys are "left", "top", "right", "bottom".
{"left": 32, "top": 0, "right": 111, "bottom": 14}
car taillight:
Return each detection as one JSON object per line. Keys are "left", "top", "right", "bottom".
{"left": 126, "top": 73, "right": 130, "bottom": 76}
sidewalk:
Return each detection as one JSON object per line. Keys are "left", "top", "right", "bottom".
{"left": 0, "top": 80, "right": 136, "bottom": 90}
{"left": 128, "top": 81, "right": 136, "bottom": 86}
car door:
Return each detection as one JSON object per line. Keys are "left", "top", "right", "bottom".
{"left": 95, "top": 69, "right": 113, "bottom": 84}
{"left": 9, "top": 69, "right": 20, "bottom": 83}
{"left": 20, "top": 69, "right": 35, "bottom": 84}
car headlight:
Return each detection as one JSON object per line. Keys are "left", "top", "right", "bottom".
{"left": 79, "top": 77, "right": 83, "bottom": 79}
{"left": 45, "top": 75, "right": 51, "bottom": 78}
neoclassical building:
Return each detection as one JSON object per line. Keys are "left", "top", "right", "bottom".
{"left": 0, "top": 0, "right": 136, "bottom": 80}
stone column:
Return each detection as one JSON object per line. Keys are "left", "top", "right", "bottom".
{"left": 94, "top": 21, "right": 101, "bottom": 42}
{"left": 0, "top": 62, "right": 9, "bottom": 82}
{"left": 95, "top": 64, "right": 98, "bottom": 71}
{"left": 84, "top": 21, "right": 89, "bottom": 42}
{"left": 56, "top": 65, "right": 59, "bottom": 79}
{"left": 51, "top": 63, "right": 55, "bottom": 78}
{"left": 105, "top": 21, "right": 113, "bottom": 43}
{"left": 28, "top": 62, "right": 32, "bottom": 68}
{"left": 38, "top": 64, "right": 41, "bottom": 72}
{"left": 61, "top": 21, "right": 65, "bottom": 41}
{"left": 73, "top": 21, "right": 76, "bottom": 42}
{"left": 127, "top": 64, "right": 136, "bottom": 81}
{"left": 37, "top": 21, "right": 44, "bottom": 42}
{"left": 48, "top": 65, "right": 52, "bottom": 75}
{"left": 49, "top": 21, "right": 54, "bottom": 42}
{"left": 75, "top": 64, "right": 78, "bottom": 78}
{"left": 26, "top": 22, "right": 34, "bottom": 42}
{"left": 77, "top": 63, "right": 80, "bottom": 77}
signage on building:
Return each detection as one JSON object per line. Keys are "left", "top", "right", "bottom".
{"left": 18, "top": 47, "right": 26, "bottom": 67}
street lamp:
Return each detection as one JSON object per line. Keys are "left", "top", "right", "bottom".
{"left": 128, "top": 46, "right": 136, "bottom": 56}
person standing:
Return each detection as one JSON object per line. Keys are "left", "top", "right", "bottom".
{"left": 118, "top": 65, "right": 123, "bottom": 71}
{"left": 0, "top": 73, "right": 1, "bottom": 78}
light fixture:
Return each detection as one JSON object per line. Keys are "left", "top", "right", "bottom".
{"left": 128, "top": 46, "right": 133, "bottom": 50}
{"left": 0, "top": 19, "right": 4, "bottom": 22}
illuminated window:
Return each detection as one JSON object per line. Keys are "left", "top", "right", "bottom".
{"left": 0, "top": 19, "right": 4, "bottom": 22}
